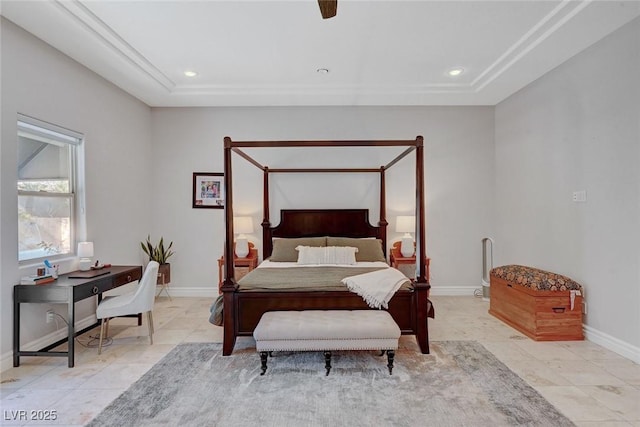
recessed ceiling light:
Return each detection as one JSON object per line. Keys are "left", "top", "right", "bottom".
{"left": 184, "top": 70, "right": 198, "bottom": 77}
{"left": 447, "top": 67, "right": 464, "bottom": 77}
{"left": 316, "top": 68, "right": 330, "bottom": 74}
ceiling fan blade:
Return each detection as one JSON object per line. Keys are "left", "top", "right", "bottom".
{"left": 318, "top": 0, "right": 337, "bottom": 19}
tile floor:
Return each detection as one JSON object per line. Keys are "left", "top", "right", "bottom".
{"left": 1, "top": 296, "right": 639, "bottom": 426}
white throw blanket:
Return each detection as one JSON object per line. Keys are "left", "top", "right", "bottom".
{"left": 341, "top": 267, "right": 408, "bottom": 309}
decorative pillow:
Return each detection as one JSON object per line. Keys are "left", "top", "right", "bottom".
{"left": 326, "top": 237, "right": 386, "bottom": 262}
{"left": 269, "top": 237, "right": 326, "bottom": 262}
{"left": 296, "top": 246, "right": 358, "bottom": 265}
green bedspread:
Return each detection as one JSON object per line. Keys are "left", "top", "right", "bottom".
{"left": 208, "top": 266, "right": 413, "bottom": 326}
{"left": 237, "top": 266, "right": 389, "bottom": 291}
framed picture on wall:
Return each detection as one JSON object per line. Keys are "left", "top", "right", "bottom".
{"left": 192, "top": 172, "right": 224, "bottom": 209}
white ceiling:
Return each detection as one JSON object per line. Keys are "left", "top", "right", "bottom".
{"left": 2, "top": 1, "right": 638, "bottom": 107}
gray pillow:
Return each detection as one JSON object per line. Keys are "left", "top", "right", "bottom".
{"left": 269, "top": 237, "right": 327, "bottom": 262}
{"left": 209, "top": 295, "right": 223, "bottom": 326}
{"left": 326, "top": 237, "right": 386, "bottom": 262}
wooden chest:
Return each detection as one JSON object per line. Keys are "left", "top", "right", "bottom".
{"left": 489, "top": 265, "right": 584, "bottom": 341}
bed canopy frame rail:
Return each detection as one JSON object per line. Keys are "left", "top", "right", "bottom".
{"left": 222, "top": 136, "right": 427, "bottom": 284}
{"left": 221, "top": 136, "right": 429, "bottom": 355}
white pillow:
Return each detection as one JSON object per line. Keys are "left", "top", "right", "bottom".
{"left": 296, "top": 246, "right": 358, "bottom": 265}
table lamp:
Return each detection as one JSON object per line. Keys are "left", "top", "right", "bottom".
{"left": 77, "top": 241, "right": 94, "bottom": 271}
{"left": 395, "top": 216, "right": 415, "bottom": 257}
{"left": 233, "top": 216, "right": 254, "bottom": 258}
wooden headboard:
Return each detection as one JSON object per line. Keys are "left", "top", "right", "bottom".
{"left": 263, "top": 209, "right": 386, "bottom": 258}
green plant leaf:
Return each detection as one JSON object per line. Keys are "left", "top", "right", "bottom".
{"left": 140, "top": 235, "right": 174, "bottom": 264}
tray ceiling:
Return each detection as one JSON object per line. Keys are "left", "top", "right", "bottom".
{"left": 2, "top": 0, "right": 638, "bottom": 107}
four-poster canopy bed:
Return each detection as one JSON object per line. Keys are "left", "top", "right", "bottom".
{"left": 220, "top": 136, "right": 431, "bottom": 356}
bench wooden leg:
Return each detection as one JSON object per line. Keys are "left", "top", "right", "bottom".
{"left": 260, "top": 351, "right": 268, "bottom": 375}
{"left": 386, "top": 350, "right": 395, "bottom": 375}
{"left": 323, "top": 351, "right": 332, "bottom": 376}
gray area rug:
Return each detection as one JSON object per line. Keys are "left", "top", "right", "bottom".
{"left": 88, "top": 340, "right": 574, "bottom": 427}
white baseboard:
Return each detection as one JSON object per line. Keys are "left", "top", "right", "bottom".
{"left": 584, "top": 324, "right": 640, "bottom": 364}
{"left": 428, "top": 286, "right": 640, "bottom": 363}
{"left": 157, "top": 285, "right": 482, "bottom": 298}
{"left": 1, "top": 288, "right": 217, "bottom": 372}
{"left": 0, "top": 314, "right": 97, "bottom": 373}
{"left": 154, "top": 285, "right": 218, "bottom": 298}
{"left": 4, "top": 287, "right": 638, "bottom": 371}
{"left": 161, "top": 285, "right": 480, "bottom": 298}
{"left": 428, "top": 285, "right": 478, "bottom": 296}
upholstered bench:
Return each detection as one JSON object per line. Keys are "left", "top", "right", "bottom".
{"left": 253, "top": 310, "right": 401, "bottom": 376}
{"left": 489, "top": 264, "right": 584, "bottom": 341}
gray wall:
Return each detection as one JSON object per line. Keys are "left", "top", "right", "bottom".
{"left": 150, "top": 106, "right": 495, "bottom": 293}
{"left": 0, "top": 18, "right": 152, "bottom": 369}
{"left": 495, "top": 17, "right": 640, "bottom": 358}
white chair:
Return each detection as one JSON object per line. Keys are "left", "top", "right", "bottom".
{"left": 96, "top": 261, "right": 159, "bottom": 354}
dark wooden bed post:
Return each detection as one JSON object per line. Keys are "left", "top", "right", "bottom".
{"left": 415, "top": 136, "right": 427, "bottom": 283}
{"left": 222, "top": 136, "right": 237, "bottom": 356}
{"left": 262, "top": 167, "right": 271, "bottom": 258}
{"left": 378, "top": 166, "right": 388, "bottom": 246}
{"left": 414, "top": 135, "right": 430, "bottom": 353}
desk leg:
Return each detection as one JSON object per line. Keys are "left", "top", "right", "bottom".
{"left": 68, "top": 296, "right": 75, "bottom": 368}
{"left": 13, "top": 296, "right": 20, "bottom": 367}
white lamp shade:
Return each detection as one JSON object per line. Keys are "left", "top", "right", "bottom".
{"left": 395, "top": 216, "right": 415, "bottom": 233}
{"left": 233, "top": 216, "right": 254, "bottom": 235}
{"left": 77, "top": 242, "right": 94, "bottom": 258}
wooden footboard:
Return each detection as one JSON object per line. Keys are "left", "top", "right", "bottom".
{"left": 221, "top": 283, "right": 431, "bottom": 355}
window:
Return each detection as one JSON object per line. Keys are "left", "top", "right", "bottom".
{"left": 17, "top": 115, "right": 83, "bottom": 262}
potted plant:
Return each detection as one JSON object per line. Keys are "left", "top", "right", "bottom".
{"left": 141, "top": 235, "right": 174, "bottom": 284}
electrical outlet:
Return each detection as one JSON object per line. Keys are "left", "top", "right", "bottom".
{"left": 46, "top": 309, "right": 55, "bottom": 323}
{"left": 572, "top": 190, "right": 587, "bottom": 202}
